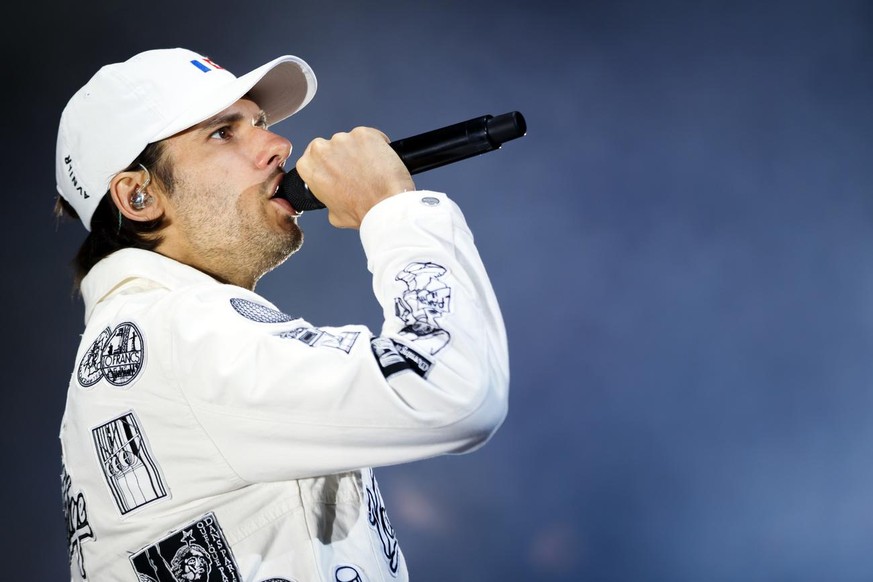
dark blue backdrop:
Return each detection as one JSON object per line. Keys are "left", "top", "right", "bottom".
{"left": 3, "top": 1, "right": 873, "bottom": 580}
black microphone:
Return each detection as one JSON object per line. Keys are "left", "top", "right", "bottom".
{"left": 277, "top": 111, "right": 527, "bottom": 211}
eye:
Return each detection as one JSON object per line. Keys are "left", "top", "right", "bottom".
{"left": 209, "top": 126, "right": 233, "bottom": 140}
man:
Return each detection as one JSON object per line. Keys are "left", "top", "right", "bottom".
{"left": 55, "top": 47, "right": 509, "bottom": 582}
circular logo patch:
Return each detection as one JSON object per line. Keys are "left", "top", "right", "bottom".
{"left": 230, "top": 298, "right": 296, "bottom": 323}
{"left": 76, "top": 322, "right": 145, "bottom": 388}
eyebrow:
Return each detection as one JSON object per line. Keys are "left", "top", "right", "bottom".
{"left": 199, "top": 109, "right": 268, "bottom": 131}
{"left": 201, "top": 112, "right": 243, "bottom": 131}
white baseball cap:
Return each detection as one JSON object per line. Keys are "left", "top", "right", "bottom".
{"left": 56, "top": 47, "right": 317, "bottom": 230}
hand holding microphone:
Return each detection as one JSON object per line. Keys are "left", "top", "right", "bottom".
{"left": 279, "top": 111, "right": 527, "bottom": 215}
{"left": 294, "top": 127, "right": 416, "bottom": 229}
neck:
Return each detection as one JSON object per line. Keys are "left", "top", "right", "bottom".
{"left": 155, "top": 243, "right": 259, "bottom": 291}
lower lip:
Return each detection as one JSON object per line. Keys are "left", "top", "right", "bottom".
{"left": 270, "top": 196, "right": 301, "bottom": 217}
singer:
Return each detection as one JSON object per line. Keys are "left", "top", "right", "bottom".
{"left": 54, "top": 48, "right": 509, "bottom": 581}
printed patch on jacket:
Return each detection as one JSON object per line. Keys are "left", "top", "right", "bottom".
{"left": 62, "top": 466, "right": 94, "bottom": 580}
{"left": 394, "top": 262, "right": 452, "bottom": 355}
{"left": 92, "top": 411, "right": 168, "bottom": 515}
{"left": 334, "top": 565, "right": 366, "bottom": 582}
{"left": 230, "top": 297, "right": 296, "bottom": 323}
{"left": 131, "top": 512, "right": 241, "bottom": 581}
{"left": 365, "top": 469, "right": 402, "bottom": 575}
{"left": 77, "top": 322, "right": 145, "bottom": 388}
{"left": 370, "top": 337, "right": 433, "bottom": 379}
{"left": 277, "top": 326, "right": 359, "bottom": 353}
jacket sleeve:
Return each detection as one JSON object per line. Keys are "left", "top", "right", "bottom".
{"left": 164, "top": 191, "right": 509, "bottom": 482}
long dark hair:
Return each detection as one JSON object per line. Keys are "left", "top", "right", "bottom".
{"left": 55, "top": 141, "right": 175, "bottom": 290}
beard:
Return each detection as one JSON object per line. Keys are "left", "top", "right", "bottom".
{"left": 244, "top": 209, "right": 304, "bottom": 282}
{"left": 167, "top": 172, "right": 304, "bottom": 288}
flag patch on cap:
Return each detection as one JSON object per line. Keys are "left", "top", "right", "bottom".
{"left": 189, "top": 57, "right": 223, "bottom": 72}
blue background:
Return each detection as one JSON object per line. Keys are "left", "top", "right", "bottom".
{"left": 3, "top": 0, "right": 873, "bottom": 580}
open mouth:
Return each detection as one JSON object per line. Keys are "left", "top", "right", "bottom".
{"left": 268, "top": 174, "right": 301, "bottom": 217}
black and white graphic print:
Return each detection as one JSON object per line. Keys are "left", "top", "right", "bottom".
{"left": 77, "top": 322, "right": 145, "bottom": 387}
{"left": 92, "top": 411, "right": 168, "bottom": 515}
{"left": 77, "top": 327, "right": 111, "bottom": 387}
{"left": 277, "top": 326, "right": 359, "bottom": 353}
{"left": 62, "top": 466, "right": 94, "bottom": 580}
{"left": 365, "top": 469, "right": 402, "bottom": 576}
{"left": 370, "top": 337, "right": 433, "bottom": 379}
{"left": 394, "top": 262, "right": 452, "bottom": 355}
{"left": 257, "top": 579, "right": 294, "bottom": 582}
{"left": 131, "top": 512, "right": 242, "bottom": 582}
{"left": 230, "top": 298, "right": 296, "bottom": 323}
{"left": 334, "top": 565, "right": 365, "bottom": 582}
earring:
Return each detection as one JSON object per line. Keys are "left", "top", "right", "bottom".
{"left": 130, "top": 164, "right": 153, "bottom": 210}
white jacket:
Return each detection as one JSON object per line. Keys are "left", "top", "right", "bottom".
{"left": 59, "top": 191, "right": 509, "bottom": 582}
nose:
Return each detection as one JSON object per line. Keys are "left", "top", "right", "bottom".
{"left": 254, "top": 129, "right": 293, "bottom": 172}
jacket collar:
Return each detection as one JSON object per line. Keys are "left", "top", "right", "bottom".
{"left": 81, "top": 248, "right": 217, "bottom": 322}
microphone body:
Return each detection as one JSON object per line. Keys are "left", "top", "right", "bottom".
{"left": 277, "top": 111, "right": 526, "bottom": 211}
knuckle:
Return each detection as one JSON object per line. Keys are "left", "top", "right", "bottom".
{"left": 305, "top": 138, "right": 329, "bottom": 158}
{"left": 350, "top": 126, "right": 380, "bottom": 141}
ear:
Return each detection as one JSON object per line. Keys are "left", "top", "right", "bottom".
{"left": 110, "top": 169, "right": 165, "bottom": 223}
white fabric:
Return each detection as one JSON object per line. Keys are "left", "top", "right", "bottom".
{"left": 59, "top": 191, "right": 509, "bottom": 581}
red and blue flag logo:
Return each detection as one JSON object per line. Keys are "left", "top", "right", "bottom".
{"left": 189, "top": 57, "right": 223, "bottom": 72}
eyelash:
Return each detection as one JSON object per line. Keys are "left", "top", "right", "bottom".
{"left": 209, "top": 117, "right": 268, "bottom": 140}
{"left": 210, "top": 126, "right": 233, "bottom": 140}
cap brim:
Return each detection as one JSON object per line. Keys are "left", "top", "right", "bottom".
{"left": 152, "top": 55, "right": 316, "bottom": 142}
